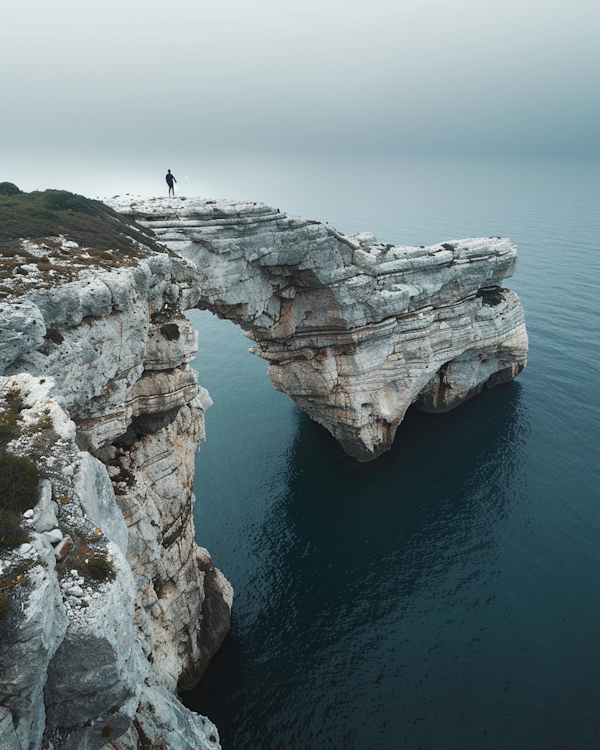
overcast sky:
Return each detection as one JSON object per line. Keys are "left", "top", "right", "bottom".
{"left": 1, "top": 0, "right": 598, "bottom": 194}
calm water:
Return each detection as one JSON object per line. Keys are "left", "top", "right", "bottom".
{"left": 182, "top": 155, "right": 600, "bottom": 750}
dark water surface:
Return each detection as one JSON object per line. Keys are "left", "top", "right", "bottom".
{"left": 182, "top": 155, "right": 600, "bottom": 749}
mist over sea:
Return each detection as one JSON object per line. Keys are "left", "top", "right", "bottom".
{"left": 2, "top": 0, "right": 599, "bottom": 744}
{"left": 174, "top": 153, "right": 600, "bottom": 750}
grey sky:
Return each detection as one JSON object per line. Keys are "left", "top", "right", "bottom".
{"left": 1, "top": 0, "right": 598, "bottom": 182}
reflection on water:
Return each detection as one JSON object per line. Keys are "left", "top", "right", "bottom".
{"left": 182, "top": 156, "right": 600, "bottom": 750}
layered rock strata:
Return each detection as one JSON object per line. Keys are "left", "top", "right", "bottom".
{"left": 109, "top": 197, "right": 528, "bottom": 461}
{"left": 0, "top": 189, "right": 528, "bottom": 750}
{"left": 0, "top": 245, "right": 232, "bottom": 749}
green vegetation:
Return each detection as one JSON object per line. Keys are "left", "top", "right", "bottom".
{"left": 67, "top": 539, "right": 115, "bottom": 581}
{"left": 0, "top": 591, "right": 10, "bottom": 620}
{"left": 0, "top": 451, "right": 38, "bottom": 549}
{"left": 0, "top": 186, "right": 167, "bottom": 262}
{"left": 40, "top": 190, "right": 95, "bottom": 213}
{"left": 36, "top": 408, "right": 53, "bottom": 431}
{"left": 0, "top": 389, "right": 23, "bottom": 446}
{"left": 87, "top": 552, "right": 115, "bottom": 581}
{"left": 0, "top": 388, "right": 39, "bottom": 549}
{"left": 0, "top": 182, "right": 21, "bottom": 196}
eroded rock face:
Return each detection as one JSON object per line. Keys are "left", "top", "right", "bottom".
{"left": 0, "top": 190, "right": 527, "bottom": 750}
{"left": 0, "top": 250, "right": 229, "bottom": 749}
{"left": 109, "top": 197, "right": 528, "bottom": 461}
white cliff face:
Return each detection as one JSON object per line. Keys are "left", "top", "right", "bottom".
{"left": 0, "top": 247, "right": 230, "bottom": 749}
{"left": 0, "top": 374, "right": 145, "bottom": 750}
{"left": 108, "top": 196, "right": 528, "bottom": 461}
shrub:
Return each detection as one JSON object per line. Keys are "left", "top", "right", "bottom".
{"left": 0, "top": 188, "right": 164, "bottom": 258}
{"left": 0, "top": 591, "right": 10, "bottom": 620}
{"left": 86, "top": 247, "right": 113, "bottom": 260}
{"left": 67, "top": 541, "right": 115, "bottom": 581}
{"left": 0, "top": 182, "right": 21, "bottom": 196}
{"left": 0, "top": 389, "right": 25, "bottom": 447}
{"left": 0, "top": 451, "right": 38, "bottom": 549}
{"left": 0, "top": 520, "right": 29, "bottom": 549}
{"left": 87, "top": 553, "right": 115, "bottom": 581}
{"left": 41, "top": 190, "right": 94, "bottom": 214}
{"left": 37, "top": 410, "right": 54, "bottom": 430}
{"left": 0, "top": 412, "right": 18, "bottom": 446}
{"left": 0, "top": 451, "right": 39, "bottom": 509}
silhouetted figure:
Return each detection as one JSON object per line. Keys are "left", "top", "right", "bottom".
{"left": 166, "top": 169, "right": 177, "bottom": 197}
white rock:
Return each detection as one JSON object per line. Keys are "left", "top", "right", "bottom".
{"left": 1, "top": 192, "right": 532, "bottom": 749}
{"left": 17, "top": 543, "right": 33, "bottom": 555}
{"left": 0, "top": 301, "right": 46, "bottom": 375}
{"left": 43, "top": 529, "right": 63, "bottom": 545}
{"left": 0, "top": 706, "right": 21, "bottom": 750}
{"left": 16, "top": 263, "right": 40, "bottom": 275}
{"left": 0, "top": 557, "right": 68, "bottom": 749}
{"left": 111, "top": 196, "right": 528, "bottom": 460}
{"left": 73, "top": 453, "right": 128, "bottom": 555}
{"left": 53, "top": 535, "right": 74, "bottom": 561}
{"left": 131, "top": 685, "right": 223, "bottom": 750}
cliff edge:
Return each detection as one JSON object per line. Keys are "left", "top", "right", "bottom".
{"left": 0, "top": 189, "right": 231, "bottom": 750}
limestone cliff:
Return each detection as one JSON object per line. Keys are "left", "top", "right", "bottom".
{"left": 109, "top": 196, "right": 528, "bottom": 461}
{"left": 0, "top": 195, "right": 231, "bottom": 750}
{"left": 0, "top": 188, "right": 528, "bottom": 750}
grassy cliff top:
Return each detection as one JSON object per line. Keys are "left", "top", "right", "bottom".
{"left": 0, "top": 183, "right": 168, "bottom": 257}
{"left": 0, "top": 183, "right": 172, "bottom": 291}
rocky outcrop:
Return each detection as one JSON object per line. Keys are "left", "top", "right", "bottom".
{"left": 0, "top": 188, "right": 527, "bottom": 750}
{"left": 109, "top": 197, "right": 528, "bottom": 461}
{"left": 0, "top": 240, "right": 231, "bottom": 749}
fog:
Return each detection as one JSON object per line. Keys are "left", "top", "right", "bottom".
{"left": 1, "top": 0, "right": 598, "bottom": 196}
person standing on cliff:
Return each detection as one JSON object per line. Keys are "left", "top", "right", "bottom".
{"left": 166, "top": 169, "right": 177, "bottom": 197}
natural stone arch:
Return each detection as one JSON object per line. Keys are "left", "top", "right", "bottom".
{"left": 108, "top": 196, "right": 528, "bottom": 461}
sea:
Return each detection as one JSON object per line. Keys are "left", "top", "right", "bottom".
{"left": 174, "top": 154, "right": 599, "bottom": 750}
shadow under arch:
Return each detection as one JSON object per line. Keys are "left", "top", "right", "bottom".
{"left": 253, "top": 378, "right": 529, "bottom": 629}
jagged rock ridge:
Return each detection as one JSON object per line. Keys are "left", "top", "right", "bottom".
{"left": 109, "top": 196, "right": 528, "bottom": 461}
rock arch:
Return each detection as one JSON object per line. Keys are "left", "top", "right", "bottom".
{"left": 108, "top": 197, "right": 528, "bottom": 461}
